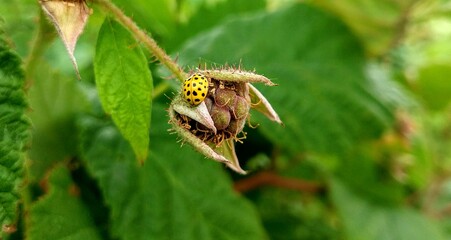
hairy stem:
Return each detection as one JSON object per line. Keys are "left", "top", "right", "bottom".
{"left": 93, "top": 0, "right": 186, "bottom": 83}
{"left": 234, "top": 171, "right": 324, "bottom": 193}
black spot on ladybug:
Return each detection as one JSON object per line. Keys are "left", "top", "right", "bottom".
{"left": 199, "top": 82, "right": 203, "bottom": 85}
{"left": 194, "top": 99, "right": 200, "bottom": 102}
{"left": 193, "top": 91, "right": 198, "bottom": 96}
{"left": 187, "top": 91, "right": 191, "bottom": 96}
{"left": 194, "top": 77, "right": 199, "bottom": 80}
{"left": 204, "top": 86, "right": 207, "bottom": 89}
{"left": 197, "top": 87, "right": 201, "bottom": 91}
{"left": 193, "top": 83, "right": 197, "bottom": 87}
{"left": 187, "top": 83, "right": 190, "bottom": 87}
{"left": 201, "top": 93, "right": 205, "bottom": 97}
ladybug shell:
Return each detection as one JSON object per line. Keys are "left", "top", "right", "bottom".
{"left": 183, "top": 73, "right": 209, "bottom": 106}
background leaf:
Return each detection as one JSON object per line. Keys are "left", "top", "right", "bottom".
{"left": 165, "top": 0, "right": 266, "bottom": 51}
{"left": 94, "top": 17, "right": 153, "bottom": 162}
{"left": 312, "top": 0, "right": 415, "bottom": 56}
{"left": 113, "top": 0, "right": 177, "bottom": 39}
{"left": 2, "top": 0, "right": 451, "bottom": 239}
{"left": 0, "top": 30, "right": 29, "bottom": 236}
{"left": 331, "top": 179, "right": 445, "bottom": 240}
{"left": 27, "top": 63, "right": 89, "bottom": 182}
{"left": 27, "top": 165, "right": 102, "bottom": 240}
{"left": 175, "top": 4, "right": 402, "bottom": 156}
{"left": 254, "top": 188, "right": 339, "bottom": 240}
{"left": 416, "top": 64, "right": 451, "bottom": 111}
{"left": 78, "top": 103, "right": 267, "bottom": 240}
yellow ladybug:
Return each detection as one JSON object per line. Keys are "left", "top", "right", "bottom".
{"left": 183, "top": 73, "right": 209, "bottom": 106}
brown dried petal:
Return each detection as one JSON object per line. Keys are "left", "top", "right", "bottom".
{"left": 40, "top": 0, "right": 91, "bottom": 79}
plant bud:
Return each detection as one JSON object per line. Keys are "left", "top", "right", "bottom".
{"left": 215, "top": 88, "right": 236, "bottom": 108}
{"left": 232, "top": 95, "right": 250, "bottom": 120}
{"left": 169, "top": 67, "right": 282, "bottom": 174}
{"left": 204, "top": 97, "right": 213, "bottom": 112}
{"left": 235, "top": 82, "right": 249, "bottom": 97}
{"left": 226, "top": 118, "right": 246, "bottom": 136}
{"left": 210, "top": 105, "right": 231, "bottom": 130}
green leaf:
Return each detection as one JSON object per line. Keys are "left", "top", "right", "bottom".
{"left": 335, "top": 152, "right": 405, "bottom": 205}
{"left": 78, "top": 103, "right": 267, "bottom": 240}
{"left": 0, "top": 0, "right": 40, "bottom": 58}
{"left": 27, "top": 165, "right": 102, "bottom": 240}
{"left": 27, "top": 63, "right": 89, "bottom": 182}
{"left": 416, "top": 64, "right": 451, "bottom": 111}
{"left": 166, "top": 0, "right": 266, "bottom": 51}
{"left": 175, "top": 4, "right": 401, "bottom": 156}
{"left": 330, "top": 179, "right": 445, "bottom": 240}
{"left": 0, "top": 31, "right": 29, "bottom": 235}
{"left": 312, "top": 0, "right": 414, "bottom": 56}
{"left": 94, "top": 18, "right": 152, "bottom": 163}
{"left": 256, "top": 189, "right": 340, "bottom": 240}
{"left": 114, "top": 0, "right": 177, "bottom": 38}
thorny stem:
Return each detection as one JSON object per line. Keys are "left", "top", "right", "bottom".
{"left": 93, "top": 0, "right": 187, "bottom": 83}
{"left": 233, "top": 171, "right": 324, "bottom": 193}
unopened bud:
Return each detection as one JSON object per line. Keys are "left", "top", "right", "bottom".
{"left": 232, "top": 95, "right": 250, "bottom": 120}
{"left": 169, "top": 67, "right": 282, "bottom": 174}
{"left": 210, "top": 105, "right": 231, "bottom": 130}
{"left": 215, "top": 88, "right": 236, "bottom": 108}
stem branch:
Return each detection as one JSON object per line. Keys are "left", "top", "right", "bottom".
{"left": 93, "top": 0, "right": 186, "bottom": 83}
{"left": 234, "top": 171, "right": 323, "bottom": 193}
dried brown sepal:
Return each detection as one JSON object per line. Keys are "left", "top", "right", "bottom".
{"left": 40, "top": 0, "right": 91, "bottom": 79}
{"left": 2, "top": 224, "right": 17, "bottom": 234}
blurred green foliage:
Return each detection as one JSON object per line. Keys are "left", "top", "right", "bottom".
{"left": 1, "top": 0, "right": 451, "bottom": 239}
